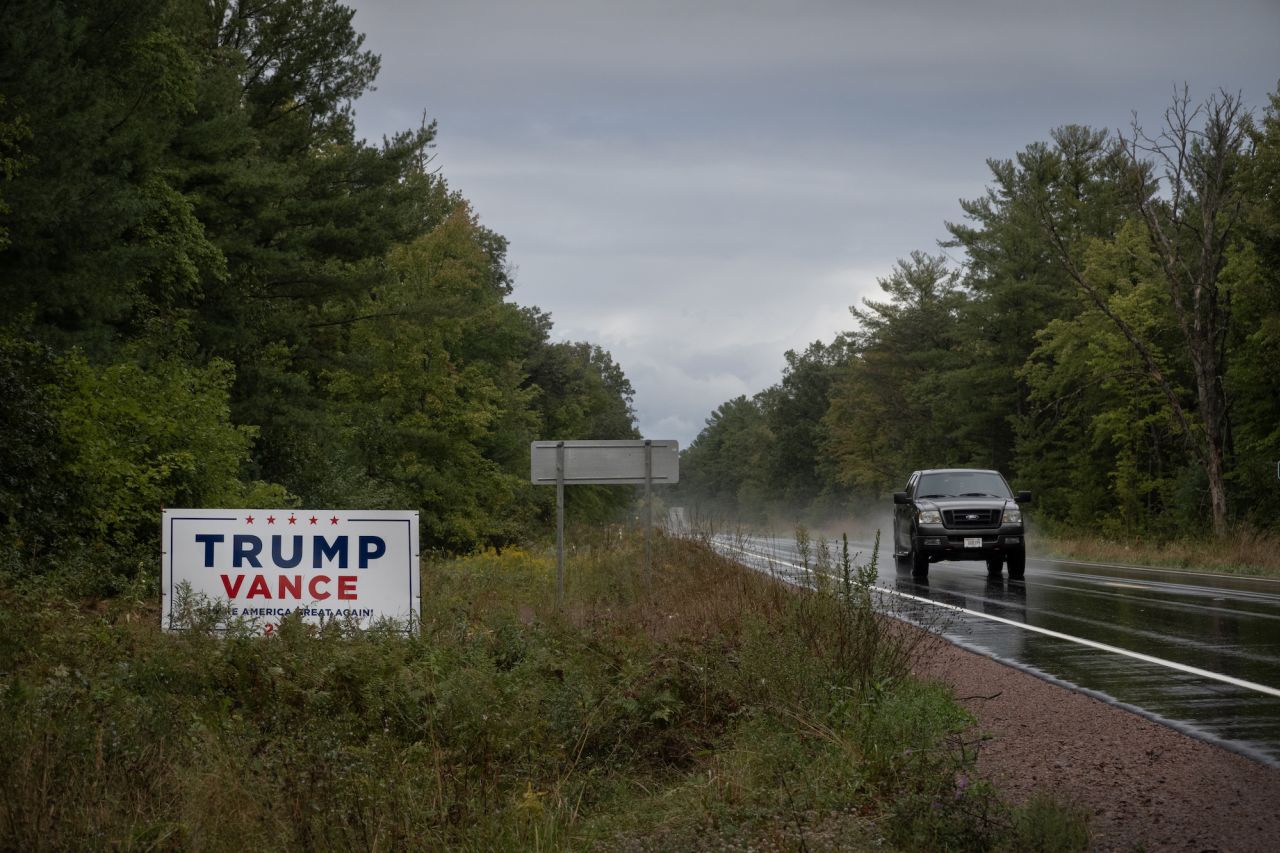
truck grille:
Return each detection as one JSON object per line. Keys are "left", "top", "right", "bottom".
{"left": 943, "top": 508, "right": 1000, "bottom": 528}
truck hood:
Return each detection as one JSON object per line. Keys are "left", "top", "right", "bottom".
{"left": 916, "top": 496, "right": 1011, "bottom": 510}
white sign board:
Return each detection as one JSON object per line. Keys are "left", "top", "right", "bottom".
{"left": 666, "top": 506, "right": 689, "bottom": 535}
{"left": 162, "top": 509, "right": 420, "bottom": 633}
{"left": 530, "top": 440, "right": 680, "bottom": 485}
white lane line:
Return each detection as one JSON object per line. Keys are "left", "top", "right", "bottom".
{"left": 715, "top": 540, "right": 1280, "bottom": 700}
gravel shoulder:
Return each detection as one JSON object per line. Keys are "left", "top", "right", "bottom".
{"left": 914, "top": 638, "right": 1280, "bottom": 852}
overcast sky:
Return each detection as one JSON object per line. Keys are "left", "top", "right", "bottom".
{"left": 345, "top": 0, "right": 1279, "bottom": 447}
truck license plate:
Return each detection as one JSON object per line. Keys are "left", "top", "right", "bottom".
{"left": 964, "top": 537, "right": 982, "bottom": 549}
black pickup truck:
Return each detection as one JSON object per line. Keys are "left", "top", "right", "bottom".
{"left": 892, "top": 468, "right": 1031, "bottom": 579}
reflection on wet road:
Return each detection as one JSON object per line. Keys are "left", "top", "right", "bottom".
{"left": 712, "top": 534, "right": 1280, "bottom": 767}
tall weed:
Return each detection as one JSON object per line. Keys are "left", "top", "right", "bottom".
{"left": 0, "top": 531, "right": 1086, "bottom": 850}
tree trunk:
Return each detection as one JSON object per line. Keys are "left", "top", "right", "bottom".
{"left": 1192, "top": 341, "right": 1231, "bottom": 535}
{"left": 1129, "top": 89, "right": 1247, "bottom": 537}
{"left": 1035, "top": 89, "right": 1247, "bottom": 536}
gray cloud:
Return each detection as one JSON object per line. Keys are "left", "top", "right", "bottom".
{"left": 348, "top": 0, "right": 1280, "bottom": 445}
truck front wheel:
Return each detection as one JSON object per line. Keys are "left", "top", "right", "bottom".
{"left": 1007, "top": 552, "right": 1025, "bottom": 579}
{"left": 911, "top": 547, "right": 929, "bottom": 578}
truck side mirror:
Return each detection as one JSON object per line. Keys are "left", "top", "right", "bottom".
{"left": 893, "top": 491, "right": 910, "bottom": 505}
{"left": 1016, "top": 490, "right": 1033, "bottom": 504}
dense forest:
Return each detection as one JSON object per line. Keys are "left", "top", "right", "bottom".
{"left": 681, "top": 86, "right": 1280, "bottom": 539}
{"left": 0, "top": 0, "right": 639, "bottom": 591}
{"left": 2, "top": 3, "right": 1277, "bottom": 594}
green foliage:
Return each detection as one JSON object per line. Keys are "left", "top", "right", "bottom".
{"left": 1018, "top": 221, "right": 1193, "bottom": 533}
{"left": 685, "top": 87, "right": 1280, "bottom": 544}
{"left": 58, "top": 348, "right": 290, "bottom": 546}
{"left": 1005, "top": 793, "right": 1092, "bottom": 853}
{"left": 524, "top": 337, "right": 642, "bottom": 524}
{"left": 0, "top": 534, "right": 1087, "bottom": 850}
{"left": 321, "top": 207, "right": 541, "bottom": 549}
{"left": 0, "top": 0, "right": 214, "bottom": 352}
{"left": 0, "top": 324, "right": 78, "bottom": 557}
{"left": 1227, "top": 88, "right": 1280, "bottom": 526}
{"left": 0, "top": 93, "right": 32, "bottom": 251}
{"left": 0, "top": 0, "right": 640, "bottom": 583}
{"left": 823, "top": 251, "right": 978, "bottom": 496}
{"left": 759, "top": 340, "right": 850, "bottom": 508}
{"left": 680, "top": 395, "right": 773, "bottom": 519}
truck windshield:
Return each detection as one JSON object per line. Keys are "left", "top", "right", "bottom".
{"left": 916, "top": 471, "right": 1011, "bottom": 499}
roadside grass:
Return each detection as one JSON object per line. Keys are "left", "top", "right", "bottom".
{"left": 1033, "top": 526, "right": 1280, "bottom": 578}
{"left": 0, "top": 529, "right": 1087, "bottom": 850}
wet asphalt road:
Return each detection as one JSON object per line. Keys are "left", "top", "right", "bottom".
{"left": 712, "top": 534, "right": 1280, "bottom": 768}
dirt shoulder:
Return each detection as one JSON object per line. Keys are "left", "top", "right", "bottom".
{"left": 914, "top": 639, "right": 1280, "bottom": 852}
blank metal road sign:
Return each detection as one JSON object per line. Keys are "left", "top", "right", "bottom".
{"left": 530, "top": 440, "right": 679, "bottom": 485}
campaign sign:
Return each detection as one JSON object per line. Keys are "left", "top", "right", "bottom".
{"left": 162, "top": 509, "right": 420, "bottom": 634}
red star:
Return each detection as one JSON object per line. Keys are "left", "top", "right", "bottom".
{"left": 330, "top": 515, "right": 340, "bottom": 525}
{"left": 288, "top": 514, "right": 297, "bottom": 525}
{"left": 309, "top": 515, "right": 318, "bottom": 525}
{"left": 245, "top": 515, "right": 254, "bottom": 524}
{"left": 266, "top": 515, "right": 276, "bottom": 524}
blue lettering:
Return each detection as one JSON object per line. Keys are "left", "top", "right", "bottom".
{"left": 359, "top": 536, "right": 386, "bottom": 568}
{"left": 232, "top": 535, "right": 262, "bottom": 568}
{"left": 313, "top": 536, "right": 348, "bottom": 569}
{"left": 272, "top": 535, "right": 303, "bottom": 569}
{"left": 195, "top": 533, "right": 224, "bottom": 567}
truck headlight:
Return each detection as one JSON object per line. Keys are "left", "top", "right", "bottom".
{"left": 1002, "top": 505, "right": 1022, "bottom": 524}
{"left": 918, "top": 508, "right": 942, "bottom": 524}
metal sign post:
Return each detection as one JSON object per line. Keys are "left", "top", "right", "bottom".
{"left": 530, "top": 439, "right": 679, "bottom": 605}
{"left": 556, "top": 441, "right": 565, "bottom": 610}
{"left": 644, "top": 440, "right": 653, "bottom": 586}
